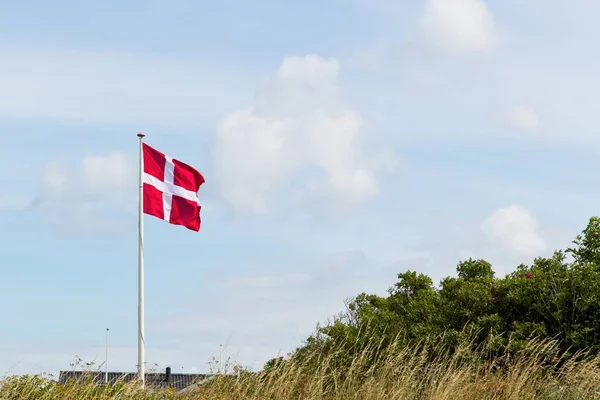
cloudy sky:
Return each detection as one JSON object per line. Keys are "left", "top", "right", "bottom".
{"left": 2, "top": 0, "right": 600, "bottom": 377}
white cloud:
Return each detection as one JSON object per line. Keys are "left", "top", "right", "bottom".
{"left": 36, "top": 152, "right": 135, "bottom": 233}
{"left": 481, "top": 205, "right": 546, "bottom": 257}
{"left": 212, "top": 54, "right": 393, "bottom": 214}
{"left": 508, "top": 106, "right": 540, "bottom": 131}
{"left": 412, "top": 205, "right": 554, "bottom": 280}
{"left": 419, "top": 0, "right": 496, "bottom": 53}
{"left": 0, "top": 46, "right": 253, "bottom": 125}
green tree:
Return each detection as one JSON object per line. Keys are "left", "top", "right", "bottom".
{"left": 286, "top": 216, "right": 600, "bottom": 371}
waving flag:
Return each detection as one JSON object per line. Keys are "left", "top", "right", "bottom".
{"left": 141, "top": 142, "right": 205, "bottom": 231}
{"left": 135, "top": 133, "right": 205, "bottom": 388}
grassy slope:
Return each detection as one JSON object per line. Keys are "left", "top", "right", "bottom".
{"left": 2, "top": 337, "right": 600, "bottom": 400}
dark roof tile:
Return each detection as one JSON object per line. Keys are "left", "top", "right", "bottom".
{"left": 58, "top": 370, "right": 209, "bottom": 391}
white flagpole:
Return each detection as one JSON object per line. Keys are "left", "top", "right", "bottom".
{"left": 137, "top": 132, "right": 146, "bottom": 388}
{"left": 105, "top": 328, "right": 110, "bottom": 384}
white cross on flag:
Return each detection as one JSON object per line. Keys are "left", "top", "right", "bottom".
{"left": 142, "top": 143, "right": 205, "bottom": 231}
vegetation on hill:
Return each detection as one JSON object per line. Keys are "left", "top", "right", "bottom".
{"left": 284, "top": 216, "right": 600, "bottom": 370}
{"left": 2, "top": 336, "right": 600, "bottom": 399}
{"left": 3, "top": 217, "right": 600, "bottom": 399}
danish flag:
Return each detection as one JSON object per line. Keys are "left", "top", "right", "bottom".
{"left": 142, "top": 143, "right": 205, "bottom": 231}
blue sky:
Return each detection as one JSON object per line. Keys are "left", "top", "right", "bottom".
{"left": 2, "top": 0, "right": 600, "bottom": 377}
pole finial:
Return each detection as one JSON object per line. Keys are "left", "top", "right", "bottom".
{"left": 137, "top": 132, "right": 146, "bottom": 138}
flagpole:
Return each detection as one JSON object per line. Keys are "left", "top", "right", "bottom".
{"left": 105, "top": 328, "right": 110, "bottom": 384}
{"left": 137, "top": 132, "right": 146, "bottom": 388}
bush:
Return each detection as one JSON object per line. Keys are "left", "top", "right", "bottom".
{"left": 291, "top": 216, "right": 600, "bottom": 369}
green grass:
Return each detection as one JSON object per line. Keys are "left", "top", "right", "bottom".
{"left": 2, "top": 337, "right": 600, "bottom": 399}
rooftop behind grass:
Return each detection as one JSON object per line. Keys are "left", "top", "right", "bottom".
{"left": 2, "top": 335, "right": 600, "bottom": 400}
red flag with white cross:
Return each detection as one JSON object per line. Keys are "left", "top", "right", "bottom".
{"left": 141, "top": 142, "right": 205, "bottom": 231}
{"left": 135, "top": 134, "right": 205, "bottom": 387}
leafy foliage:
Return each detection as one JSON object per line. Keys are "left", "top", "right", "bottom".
{"left": 290, "top": 216, "right": 600, "bottom": 368}
{"left": 4, "top": 337, "right": 600, "bottom": 399}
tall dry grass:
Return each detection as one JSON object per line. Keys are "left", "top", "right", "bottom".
{"left": 2, "top": 335, "right": 600, "bottom": 400}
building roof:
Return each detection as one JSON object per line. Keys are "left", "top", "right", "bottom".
{"left": 58, "top": 369, "right": 210, "bottom": 391}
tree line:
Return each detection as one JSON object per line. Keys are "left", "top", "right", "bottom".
{"left": 268, "top": 216, "right": 600, "bottom": 371}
